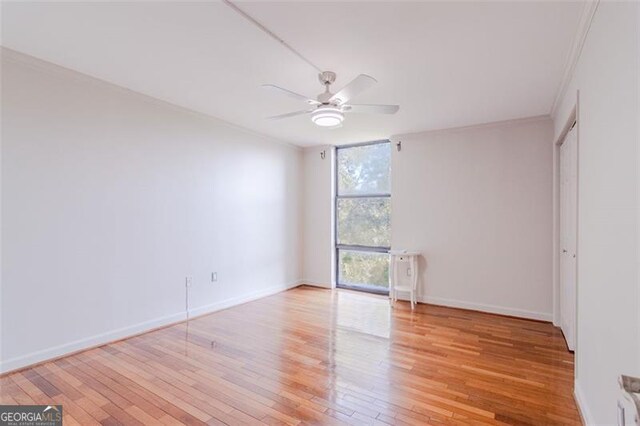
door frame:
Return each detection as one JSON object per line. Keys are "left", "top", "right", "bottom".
{"left": 552, "top": 95, "right": 579, "bottom": 355}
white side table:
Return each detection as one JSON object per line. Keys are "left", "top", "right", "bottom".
{"left": 389, "top": 250, "right": 421, "bottom": 309}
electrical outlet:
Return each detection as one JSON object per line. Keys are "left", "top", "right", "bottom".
{"left": 186, "top": 276, "right": 192, "bottom": 287}
{"left": 212, "top": 272, "right": 218, "bottom": 282}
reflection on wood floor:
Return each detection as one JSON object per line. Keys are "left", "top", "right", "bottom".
{"left": 0, "top": 285, "right": 581, "bottom": 425}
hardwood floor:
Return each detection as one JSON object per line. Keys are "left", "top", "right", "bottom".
{"left": 0, "top": 286, "right": 581, "bottom": 425}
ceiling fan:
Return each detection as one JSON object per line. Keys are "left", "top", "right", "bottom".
{"left": 263, "top": 71, "right": 399, "bottom": 128}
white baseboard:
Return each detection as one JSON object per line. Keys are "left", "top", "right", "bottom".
{"left": 0, "top": 281, "right": 302, "bottom": 374}
{"left": 0, "top": 311, "right": 185, "bottom": 374}
{"left": 574, "top": 380, "right": 595, "bottom": 425}
{"left": 298, "top": 280, "right": 332, "bottom": 289}
{"left": 417, "top": 295, "right": 553, "bottom": 322}
{"left": 293, "top": 284, "right": 551, "bottom": 322}
{"left": 188, "top": 280, "right": 302, "bottom": 318}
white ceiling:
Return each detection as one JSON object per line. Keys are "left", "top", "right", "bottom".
{"left": 1, "top": 1, "right": 583, "bottom": 147}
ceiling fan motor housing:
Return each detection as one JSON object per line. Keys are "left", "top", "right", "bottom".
{"left": 318, "top": 71, "right": 336, "bottom": 86}
{"left": 317, "top": 71, "right": 338, "bottom": 104}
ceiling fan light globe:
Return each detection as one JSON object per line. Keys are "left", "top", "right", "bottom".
{"left": 311, "top": 107, "right": 344, "bottom": 127}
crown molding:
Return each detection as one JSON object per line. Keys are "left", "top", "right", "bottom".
{"left": 549, "top": 0, "right": 600, "bottom": 117}
{"left": 0, "top": 46, "right": 303, "bottom": 151}
{"left": 302, "top": 144, "right": 335, "bottom": 152}
{"left": 391, "top": 114, "right": 550, "bottom": 141}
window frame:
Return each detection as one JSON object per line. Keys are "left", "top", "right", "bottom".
{"left": 335, "top": 139, "right": 391, "bottom": 294}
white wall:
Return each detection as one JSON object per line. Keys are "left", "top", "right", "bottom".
{"left": 301, "top": 146, "right": 334, "bottom": 288}
{"left": 552, "top": 2, "right": 640, "bottom": 424}
{"left": 0, "top": 49, "right": 303, "bottom": 373}
{"left": 391, "top": 117, "right": 554, "bottom": 321}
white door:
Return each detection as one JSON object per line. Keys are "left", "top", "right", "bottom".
{"left": 560, "top": 125, "right": 577, "bottom": 351}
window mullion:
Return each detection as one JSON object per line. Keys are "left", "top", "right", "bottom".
{"left": 336, "top": 193, "right": 390, "bottom": 199}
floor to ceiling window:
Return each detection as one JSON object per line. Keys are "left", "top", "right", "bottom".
{"left": 335, "top": 140, "right": 391, "bottom": 294}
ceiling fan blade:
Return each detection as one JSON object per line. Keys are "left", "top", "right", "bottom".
{"left": 262, "top": 84, "right": 320, "bottom": 105}
{"left": 343, "top": 104, "right": 400, "bottom": 114}
{"left": 329, "top": 74, "right": 377, "bottom": 105}
{"left": 266, "top": 109, "right": 314, "bottom": 120}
